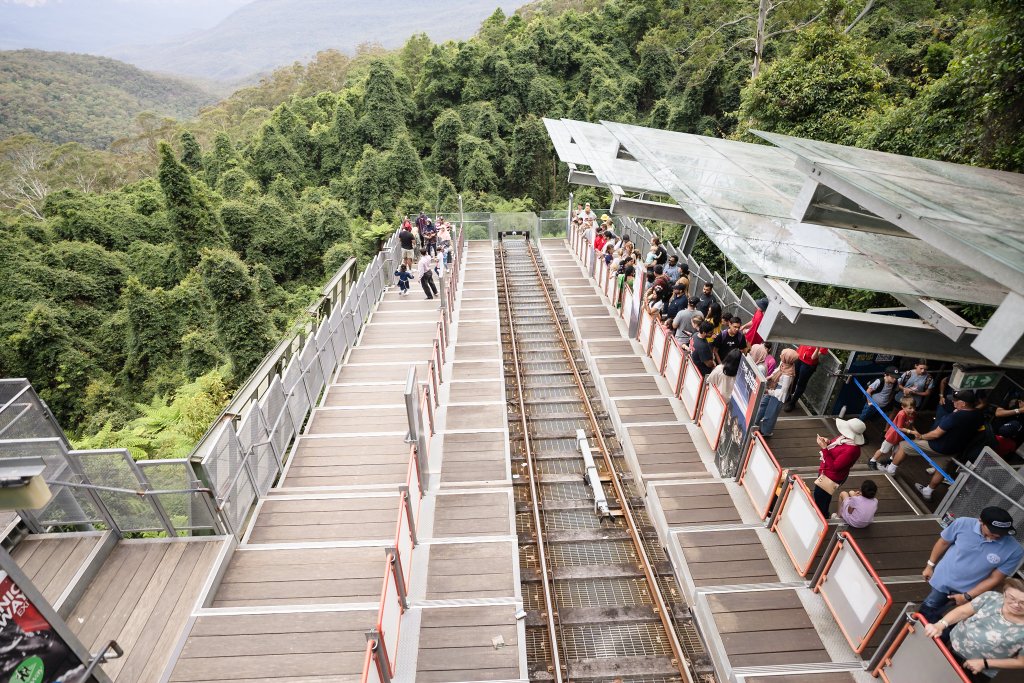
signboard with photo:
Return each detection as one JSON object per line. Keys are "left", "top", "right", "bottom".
{"left": 715, "top": 355, "right": 764, "bottom": 477}
{"left": 0, "top": 569, "right": 91, "bottom": 683}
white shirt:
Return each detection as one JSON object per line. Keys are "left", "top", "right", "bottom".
{"left": 416, "top": 255, "right": 433, "bottom": 278}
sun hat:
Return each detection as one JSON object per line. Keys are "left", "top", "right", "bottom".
{"left": 981, "top": 506, "right": 1016, "bottom": 536}
{"left": 835, "top": 417, "right": 867, "bottom": 445}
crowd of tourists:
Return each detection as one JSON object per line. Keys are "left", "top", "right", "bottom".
{"left": 394, "top": 211, "right": 454, "bottom": 299}
{"left": 576, "top": 208, "right": 1024, "bottom": 679}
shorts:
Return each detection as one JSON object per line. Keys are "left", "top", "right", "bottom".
{"left": 401, "top": 248, "right": 414, "bottom": 259}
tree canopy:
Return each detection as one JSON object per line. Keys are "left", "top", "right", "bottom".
{"left": 1, "top": 0, "right": 1019, "bottom": 454}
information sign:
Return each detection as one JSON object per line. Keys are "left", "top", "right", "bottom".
{"left": 949, "top": 367, "right": 1003, "bottom": 391}
{"left": 0, "top": 570, "right": 90, "bottom": 683}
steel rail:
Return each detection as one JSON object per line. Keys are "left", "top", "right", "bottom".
{"left": 522, "top": 238, "right": 697, "bottom": 683}
{"left": 496, "top": 236, "right": 565, "bottom": 683}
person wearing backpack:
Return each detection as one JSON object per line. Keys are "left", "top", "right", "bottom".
{"left": 895, "top": 360, "right": 935, "bottom": 409}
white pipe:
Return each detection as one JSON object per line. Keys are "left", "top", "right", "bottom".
{"left": 576, "top": 429, "right": 610, "bottom": 517}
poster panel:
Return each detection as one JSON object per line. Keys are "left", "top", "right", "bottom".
{"left": 0, "top": 570, "right": 90, "bottom": 683}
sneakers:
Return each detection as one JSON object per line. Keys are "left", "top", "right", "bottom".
{"left": 884, "top": 463, "right": 898, "bottom": 475}
{"left": 866, "top": 459, "right": 879, "bottom": 471}
{"left": 915, "top": 483, "right": 934, "bottom": 501}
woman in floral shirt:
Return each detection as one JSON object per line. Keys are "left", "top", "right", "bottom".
{"left": 925, "top": 577, "right": 1024, "bottom": 680}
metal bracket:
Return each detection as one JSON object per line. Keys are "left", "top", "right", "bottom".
{"left": 399, "top": 485, "right": 418, "bottom": 546}
{"left": 76, "top": 640, "right": 123, "bottom": 682}
{"left": 387, "top": 547, "right": 409, "bottom": 610}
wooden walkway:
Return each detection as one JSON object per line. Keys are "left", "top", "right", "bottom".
{"left": 414, "top": 241, "right": 522, "bottom": 682}
{"left": 162, "top": 242, "right": 523, "bottom": 682}
{"left": 544, "top": 236, "right": 943, "bottom": 681}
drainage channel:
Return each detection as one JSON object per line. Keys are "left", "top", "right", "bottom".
{"left": 496, "top": 235, "right": 714, "bottom": 683}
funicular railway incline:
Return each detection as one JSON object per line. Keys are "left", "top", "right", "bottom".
{"left": 497, "top": 233, "right": 706, "bottom": 683}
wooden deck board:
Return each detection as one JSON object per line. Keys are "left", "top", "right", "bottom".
{"left": 416, "top": 606, "right": 520, "bottom": 682}
{"left": 212, "top": 546, "right": 385, "bottom": 607}
{"left": 426, "top": 541, "right": 515, "bottom": 599}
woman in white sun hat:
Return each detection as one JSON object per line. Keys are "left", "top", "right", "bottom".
{"left": 812, "top": 417, "right": 866, "bottom": 517}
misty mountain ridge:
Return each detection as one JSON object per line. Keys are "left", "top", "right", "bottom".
{"left": 3, "top": 0, "right": 529, "bottom": 82}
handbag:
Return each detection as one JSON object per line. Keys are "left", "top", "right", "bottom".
{"left": 814, "top": 474, "right": 840, "bottom": 495}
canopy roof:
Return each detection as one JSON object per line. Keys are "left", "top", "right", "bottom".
{"left": 545, "top": 118, "right": 1024, "bottom": 367}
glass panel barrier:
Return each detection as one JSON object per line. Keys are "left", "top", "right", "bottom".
{"left": 771, "top": 474, "right": 828, "bottom": 576}
{"left": 650, "top": 323, "right": 668, "bottom": 373}
{"left": 378, "top": 558, "right": 402, "bottom": 676}
{"left": 664, "top": 337, "right": 685, "bottom": 396}
{"left": 873, "top": 614, "right": 970, "bottom": 683}
{"left": 737, "top": 433, "right": 782, "bottom": 520}
{"left": 639, "top": 308, "right": 655, "bottom": 353}
{"left": 814, "top": 531, "right": 892, "bottom": 653}
{"left": 698, "top": 384, "right": 727, "bottom": 451}
{"left": 680, "top": 356, "right": 704, "bottom": 420}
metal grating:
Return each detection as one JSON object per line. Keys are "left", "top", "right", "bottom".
{"left": 554, "top": 577, "right": 653, "bottom": 608}
{"left": 561, "top": 622, "right": 673, "bottom": 658}
{"left": 499, "top": 236, "right": 709, "bottom": 683}
{"left": 548, "top": 540, "right": 637, "bottom": 566}
{"left": 542, "top": 508, "right": 621, "bottom": 532}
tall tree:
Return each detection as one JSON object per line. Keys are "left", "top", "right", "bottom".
{"left": 198, "top": 248, "right": 273, "bottom": 378}
{"left": 179, "top": 131, "right": 203, "bottom": 172}
{"left": 430, "top": 109, "right": 464, "bottom": 180}
{"left": 157, "top": 142, "right": 228, "bottom": 275}
{"left": 358, "top": 61, "right": 408, "bottom": 148}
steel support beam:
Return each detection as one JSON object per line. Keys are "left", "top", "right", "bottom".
{"left": 567, "top": 164, "right": 603, "bottom": 188}
{"left": 892, "top": 295, "right": 980, "bottom": 342}
{"left": 971, "top": 291, "right": 1024, "bottom": 365}
{"left": 758, "top": 304, "right": 1024, "bottom": 368}
{"left": 610, "top": 194, "right": 695, "bottom": 224}
{"left": 791, "top": 177, "right": 906, "bottom": 236}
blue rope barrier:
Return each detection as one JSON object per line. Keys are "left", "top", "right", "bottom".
{"left": 852, "top": 378, "right": 955, "bottom": 484}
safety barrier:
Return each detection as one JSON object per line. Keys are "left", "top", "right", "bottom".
{"left": 770, "top": 475, "right": 828, "bottom": 576}
{"left": 697, "top": 384, "right": 727, "bottom": 451}
{"left": 649, "top": 321, "right": 670, "bottom": 373}
{"left": 637, "top": 308, "right": 655, "bottom": 355}
{"left": 872, "top": 614, "right": 970, "bottom": 683}
{"left": 0, "top": 383, "right": 224, "bottom": 537}
{"left": 813, "top": 531, "right": 892, "bottom": 653}
{"left": 664, "top": 336, "right": 685, "bottom": 396}
{"left": 737, "top": 432, "right": 782, "bottom": 520}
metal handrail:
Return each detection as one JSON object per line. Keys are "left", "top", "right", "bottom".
{"left": 188, "top": 256, "right": 360, "bottom": 464}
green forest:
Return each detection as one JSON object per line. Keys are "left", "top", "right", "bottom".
{"left": 0, "top": 50, "right": 218, "bottom": 148}
{"left": 0, "top": 0, "right": 1021, "bottom": 455}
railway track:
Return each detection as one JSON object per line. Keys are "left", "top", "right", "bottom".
{"left": 496, "top": 235, "right": 712, "bottom": 683}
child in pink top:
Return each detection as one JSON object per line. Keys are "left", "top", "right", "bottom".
{"left": 867, "top": 396, "right": 916, "bottom": 469}
{"left": 836, "top": 479, "right": 879, "bottom": 528}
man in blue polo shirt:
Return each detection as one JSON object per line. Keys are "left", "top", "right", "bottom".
{"left": 920, "top": 506, "right": 1023, "bottom": 624}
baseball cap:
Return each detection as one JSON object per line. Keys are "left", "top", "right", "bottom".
{"left": 673, "top": 283, "right": 686, "bottom": 291}
{"left": 688, "top": 296, "right": 701, "bottom": 306}
{"left": 884, "top": 366, "right": 899, "bottom": 377}
{"left": 980, "top": 507, "right": 1015, "bottom": 536}
{"left": 953, "top": 389, "right": 977, "bottom": 404}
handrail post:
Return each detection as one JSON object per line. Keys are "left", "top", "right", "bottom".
{"left": 566, "top": 191, "right": 574, "bottom": 238}
{"left": 766, "top": 474, "right": 792, "bottom": 529}
{"left": 399, "top": 485, "right": 418, "bottom": 546}
{"left": 387, "top": 547, "right": 409, "bottom": 610}
{"left": 365, "top": 630, "right": 392, "bottom": 683}
{"left": 865, "top": 603, "right": 916, "bottom": 673}
{"left": 404, "top": 366, "right": 428, "bottom": 492}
